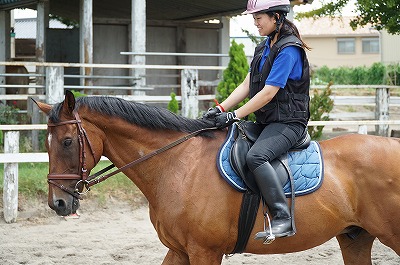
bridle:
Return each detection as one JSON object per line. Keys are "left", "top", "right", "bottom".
{"left": 47, "top": 110, "right": 217, "bottom": 199}
{"left": 47, "top": 110, "right": 96, "bottom": 199}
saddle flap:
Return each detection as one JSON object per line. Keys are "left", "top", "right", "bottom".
{"left": 236, "top": 121, "right": 262, "bottom": 143}
{"left": 230, "top": 136, "right": 260, "bottom": 193}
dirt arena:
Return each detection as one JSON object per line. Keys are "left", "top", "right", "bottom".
{"left": 1, "top": 199, "right": 399, "bottom": 265}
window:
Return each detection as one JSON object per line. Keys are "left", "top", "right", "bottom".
{"left": 337, "top": 38, "right": 355, "bottom": 54}
{"left": 362, "top": 38, "right": 380, "bottom": 53}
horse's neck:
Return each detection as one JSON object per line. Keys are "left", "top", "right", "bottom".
{"left": 98, "top": 120, "right": 189, "bottom": 205}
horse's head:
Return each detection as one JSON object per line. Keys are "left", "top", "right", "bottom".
{"left": 34, "top": 91, "right": 101, "bottom": 216}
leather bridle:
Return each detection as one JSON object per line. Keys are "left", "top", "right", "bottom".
{"left": 47, "top": 111, "right": 96, "bottom": 199}
{"left": 47, "top": 110, "right": 217, "bottom": 200}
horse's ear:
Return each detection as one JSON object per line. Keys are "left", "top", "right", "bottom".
{"left": 32, "top": 98, "right": 52, "bottom": 115}
{"left": 62, "top": 90, "right": 76, "bottom": 114}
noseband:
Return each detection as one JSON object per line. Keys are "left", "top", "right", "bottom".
{"left": 47, "top": 110, "right": 217, "bottom": 200}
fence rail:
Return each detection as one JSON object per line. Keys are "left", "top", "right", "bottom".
{"left": 2, "top": 60, "right": 400, "bottom": 223}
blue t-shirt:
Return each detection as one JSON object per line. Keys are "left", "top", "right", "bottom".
{"left": 257, "top": 38, "right": 303, "bottom": 88}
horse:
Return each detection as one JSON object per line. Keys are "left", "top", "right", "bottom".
{"left": 5, "top": 65, "right": 29, "bottom": 110}
{"left": 34, "top": 90, "right": 400, "bottom": 265}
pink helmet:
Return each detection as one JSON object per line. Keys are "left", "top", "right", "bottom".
{"left": 242, "top": 0, "right": 290, "bottom": 15}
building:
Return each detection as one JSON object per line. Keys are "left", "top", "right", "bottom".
{"left": 296, "top": 16, "right": 400, "bottom": 68}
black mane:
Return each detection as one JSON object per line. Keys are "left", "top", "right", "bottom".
{"left": 48, "top": 96, "right": 215, "bottom": 135}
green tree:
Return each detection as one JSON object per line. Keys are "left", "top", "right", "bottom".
{"left": 308, "top": 82, "right": 334, "bottom": 140}
{"left": 167, "top": 92, "right": 179, "bottom": 114}
{"left": 295, "top": 0, "right": 400, "bottom": 34}
{"left": 216, "top": 40, "right": 255, "bottom": 120}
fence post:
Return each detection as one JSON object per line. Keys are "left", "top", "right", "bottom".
{"left": 3, "top": 131, "right": 19, "bottom": 223}
{"left": 46, "top": 66, "right": 64, "bottom": 104}
{"left": 181, "top": 69, "right": 199, "bottom": 118}
{"left": 28, "top": 96, "right": 41, "bottom": 151}
{"left": 358, "top": 125, "right": 368, "bottom": 134}
{"left": 375, "top": 87, "right": 389, "bottom": 136}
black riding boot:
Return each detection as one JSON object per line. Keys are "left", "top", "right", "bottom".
{"left": 253, "top": 162, "right": 294, "bottom": 240}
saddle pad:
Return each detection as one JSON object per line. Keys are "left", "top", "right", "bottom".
{"left": 217, "top": 125, "right": 324, "bottom": 196}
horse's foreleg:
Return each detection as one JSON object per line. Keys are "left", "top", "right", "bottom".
{"left": 336, "top": 229, "right": 375, "bottom": 265}
{"left": 162, "top": 249, "right": 189, "bottom": 265}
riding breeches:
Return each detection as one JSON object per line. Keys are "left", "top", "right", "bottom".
{"left": 246, "top": 122, "right": 306, "bottom": 172}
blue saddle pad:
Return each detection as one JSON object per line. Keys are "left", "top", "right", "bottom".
{"left": 217, "top": 125, "right": 324, "bottom": 196}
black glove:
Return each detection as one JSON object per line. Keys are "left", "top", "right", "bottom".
{"left": 214, "top": 111, "right": 240, "bottom": 129}
{"left": 203, "top": 106, "right": 222, "bottom": 119}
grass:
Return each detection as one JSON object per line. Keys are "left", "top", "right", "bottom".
{"left": 0, "top": 161, "right": 145, "bottom": 208}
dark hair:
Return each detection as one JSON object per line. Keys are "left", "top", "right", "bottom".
{"left": 266, "top": 12, "right": 311, "bottom": 51}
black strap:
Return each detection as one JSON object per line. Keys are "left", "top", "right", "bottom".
{"left": 231, "top": 191, "right": 260, "bottom": 254}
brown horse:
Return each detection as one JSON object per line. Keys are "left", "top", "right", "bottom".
{"left": 35, "top": 91, "right": 400, "bottom": 265}
{"left": 5, "top": 65, "right": 29, "bottom": 110}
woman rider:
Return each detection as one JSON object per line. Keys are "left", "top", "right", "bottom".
{"left": 204, "top": 0, "right": 311, "bottom": 242}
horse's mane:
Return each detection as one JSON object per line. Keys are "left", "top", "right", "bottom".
{"left": 49, "top": 96, "right": 216, "bottom": 136}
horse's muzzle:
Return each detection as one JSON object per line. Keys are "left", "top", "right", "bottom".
{"left": 49, "top": 196, "right": 80, "bottom": 216}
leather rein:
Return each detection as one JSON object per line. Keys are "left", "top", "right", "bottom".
{"left": 47, "top": 110, "right": 217, "bottom": 199}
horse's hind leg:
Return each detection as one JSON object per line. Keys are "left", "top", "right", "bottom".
{"left": 336, "top": 229, "right": 375, "bottom": 265}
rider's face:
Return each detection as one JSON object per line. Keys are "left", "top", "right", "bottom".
{"left": 253, "top": 13, "right": 276, "bottom": 37}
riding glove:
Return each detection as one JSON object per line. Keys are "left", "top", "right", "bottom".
{"left": 203, "top": 106, "right": 222, "bottom": 119}
{"left": 214, "top": 111, "right": 240, "bottom": 129}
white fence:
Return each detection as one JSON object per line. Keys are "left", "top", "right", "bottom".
{"left": 2, "top": 61, "right": 400, "bottom": 223}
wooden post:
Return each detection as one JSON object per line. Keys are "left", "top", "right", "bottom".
{"left": 358, "top": 125, "right": 368, "bottom": 134}
{"left": 130, "top": 0, "right": 146, "bottom": 96}
{"left": 28, "top": 96, "right": 41, "bottom": 151}
{"left": 3, "top": 131, "right": 19, "bottom": 223}
{"left": 80, "top": 0, "right": 93, "bottom": 90}
{"left": 0, "top": 10, "right": 11, "bottom": 103}
{"left": 46, "top": 66, "right": 64, "bottom": 104}
{"left": 36, "top": 0, "right": 49, "bottom": 94}
{"left": 181, "top": 69, "right": 199, "bottom": 118}
{"left": 375, "top": 87, "right": 389, "bottom": 136}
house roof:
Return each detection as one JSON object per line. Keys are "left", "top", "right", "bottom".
{"left": 296, "top": 16, "right": 379, "bottom": 38}
{"left": 1, "top": 0, "right": 307, "bottom": 22}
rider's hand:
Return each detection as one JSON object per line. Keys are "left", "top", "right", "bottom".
{"left": 203, "top": 106, "right": 222, "bottom": 119}
{"left": 214, "top": 111, "right": 240, "bottom": 129}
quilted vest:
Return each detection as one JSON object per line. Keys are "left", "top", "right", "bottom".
{"left": 249, "top": 34, "right": 310, "bottom": 126}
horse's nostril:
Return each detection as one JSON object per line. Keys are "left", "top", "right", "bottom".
{"left": 55, "top": 199, "right": 66, "bottom": 210}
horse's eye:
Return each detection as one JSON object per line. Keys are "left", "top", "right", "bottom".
{"left": 63, "top": 138, "right": 73, "bottom": 147}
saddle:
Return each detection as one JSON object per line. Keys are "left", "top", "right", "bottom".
{"left": 230, "top": 120, "right": 311, "bottom": 194}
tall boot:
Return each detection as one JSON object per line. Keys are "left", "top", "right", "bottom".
{"left": 253, "top": 162, "right": 294, "bottom": 239}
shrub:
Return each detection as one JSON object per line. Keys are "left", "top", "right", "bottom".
{"left": 308, "top": 82, "right": 334, "bottom": 140}
{"left": 0, "top": 104, "right": 19, "bottom": 147}
{"left": 71, "top": 90, "right": 87, "bottom": 98}
{"left": 312, "top": 62, "right": 397, "bottom": 85}
{"left": 167, "top": 92, "right": 179, "bottom": 114}
{"left": 216, "top": 40, "right": 255, "bottom": 120}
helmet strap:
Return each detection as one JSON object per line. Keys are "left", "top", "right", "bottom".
{"left": 268, "top": 12, "right": 286, "bottom": 40}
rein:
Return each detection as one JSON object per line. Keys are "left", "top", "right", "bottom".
{"left": 47, "top": 110, "right": 217, "bottom": 199}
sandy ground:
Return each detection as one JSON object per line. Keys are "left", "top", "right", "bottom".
{"left": 1, "top": 199, "right": 399, "bottom": 265}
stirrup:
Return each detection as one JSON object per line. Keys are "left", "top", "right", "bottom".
{"left": 254, "top": 211, "right": 276, "bottom": 244}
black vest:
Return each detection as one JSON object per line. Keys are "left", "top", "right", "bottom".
{"left": 249, "top": 34, "right": 310, "bottom": 126}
